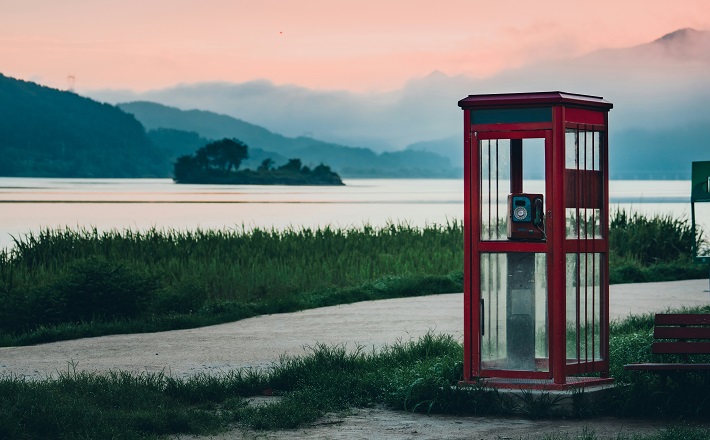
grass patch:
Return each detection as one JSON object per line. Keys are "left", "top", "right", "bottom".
{"left": 3, "top": 327, "right": 710, "bottom": 439}
{"left": 0, "top": 210, "right": 706, "bottom": 345}
{"left": 0, "top": 371, "right": 237, "bottom": 439}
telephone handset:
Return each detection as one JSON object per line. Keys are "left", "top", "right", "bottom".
{"left": 507, "top": 193, "right": 545, "bottom": 240}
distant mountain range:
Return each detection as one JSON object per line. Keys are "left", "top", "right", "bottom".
{"left": 0, "top": 73, "right": 459, "bottom": 178}
{"left": 383, "top": 28, "right": 710, "bottom": 180}
{"left": 91, "top": 28, "right": 710, "bottom": 180}
{"left": 118, "top": 101, "right": 460, "bottom": 178}
{"left": 0, "top": 74, "right": 167, "bottom": 177}
{"left": 3, "top": 28, "right": 709, "bottom": 180}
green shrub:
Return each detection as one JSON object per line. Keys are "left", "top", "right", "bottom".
{"left": 52, "top": 257, "right": 157, "bottom": 321}
{"left": 609, "top": 209, "right": 698, "bottom": 265}
{"left": 150, "top": 276, "right": 209, "bottom": 315}
{"left": 1, "top": 257, "right": 159, "bottom": 333}
{"left": 608, "top": 209, "right": 707, "bottom": 283}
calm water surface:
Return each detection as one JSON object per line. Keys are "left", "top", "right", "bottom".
{"left": 0, "top": 177, "right": 696, "bottom": 250}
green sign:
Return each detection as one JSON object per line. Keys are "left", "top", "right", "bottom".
{"left": 691, "top": 161, "right": 710, "bottom": 263}
{"left": 692, "top": 161, "right": 710, "bottom": 202}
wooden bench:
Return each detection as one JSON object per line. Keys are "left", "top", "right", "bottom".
{"left": 624, "top": 313, "right": 710, "bottom": 371}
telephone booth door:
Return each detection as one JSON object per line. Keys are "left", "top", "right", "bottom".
{"left": 474, "top": 130, "right": 552, "bottom": 379}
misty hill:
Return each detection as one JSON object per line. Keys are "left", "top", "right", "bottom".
{"left": 611, "top": 122, "right": 710, "bottom": 179}
{"left": 406, "top": 136, "right": 460, "bottom": 165}
{"left": 96, "top": 28, "right": 710, "bottom": 179}
{"left": 119, "top": 101, "right": 460, "bottom": 178}
{"left": 582, "top": 28, "right": 710, "bottom": 66}
{"left": 0, "top": 74, "right": 167, "bottom": 177}
{"left": 402, "top": 29, "right": 710, "bottom": 179}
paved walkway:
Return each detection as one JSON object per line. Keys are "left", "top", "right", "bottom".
{"left": 0, "top": 279, "right": 708, "bottom": 379}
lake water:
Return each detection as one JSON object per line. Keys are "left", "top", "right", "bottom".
{"left": 0, "top": 177, "right": 698, "bottom": 251}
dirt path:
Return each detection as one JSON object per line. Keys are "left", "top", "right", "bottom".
{"left": 178, "top": 406, "right": 672, "bottom": 439}
{"left": 1, "top": 279, "right": 707, "bottom": 379}
{"left": 1, "top": 292, "right": 463, "bottom": 378}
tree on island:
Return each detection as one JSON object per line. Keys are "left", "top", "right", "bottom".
{"left": 197, "top": 138, "right": 248, "bottom": 171}
{"left": 174, "top": 138, "right": 248, "bottom": 181}
{"left": 173, "top": 138, "right": 344, "bottom": 186}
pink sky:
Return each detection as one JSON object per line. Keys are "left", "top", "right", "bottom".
{"left": 1, "top": 0, "right": 708, "bottom": 93}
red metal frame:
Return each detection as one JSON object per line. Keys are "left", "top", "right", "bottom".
{"left": 459, "top": 92, "right": 613, "bottom": 389}
{"left": 462, "top": 108, "right": 474, "bottom": 381}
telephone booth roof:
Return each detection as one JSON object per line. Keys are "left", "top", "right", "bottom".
{"left": 458, "top": 91, "right": 613, "bottom": 111}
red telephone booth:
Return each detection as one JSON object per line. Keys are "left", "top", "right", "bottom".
{"left": 458, "top": 92, "right": 613, "bottom": 389}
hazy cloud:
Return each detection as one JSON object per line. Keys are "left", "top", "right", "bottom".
{"left": 89, "top": 29, "right": 710, "bottom": 152}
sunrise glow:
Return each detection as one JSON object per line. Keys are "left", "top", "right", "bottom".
{"left": 1, "top": 0, "right": 708, "bottom": 93}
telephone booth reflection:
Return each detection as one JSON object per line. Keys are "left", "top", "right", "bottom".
{"left": 459, "top": 92, "right": 613, "bottom": 389}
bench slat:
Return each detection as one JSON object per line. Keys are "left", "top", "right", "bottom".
{"left": 655, "top": 314, "right": 710, "bottom": 326}
{"left": 627, "top": 314, "right": 710, "bottom": 372}
{"left": 653, "top": 341, "right": 710, "bottom": 354}
{"left": 624, "top": 362, "right": 710, "bottom": 371}
{"left": 654, "top": 327, "right": 710, "bottom": 339}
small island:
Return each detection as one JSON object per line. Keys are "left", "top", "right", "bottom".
{"left": 173, "top": 138, "right": 344, "bottom": 185}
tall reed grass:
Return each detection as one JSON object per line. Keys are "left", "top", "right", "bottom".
{"left": 0, "top": 222, "right": 464, "bottom": 344}
{"left": 5, "top": 222, "right": 463, "bottom": 297}
{"left": 0, "top": 210, "right": 706, "bottom": 344}
{"left": 609, "top": 209, "right": 707, "bottom": 283}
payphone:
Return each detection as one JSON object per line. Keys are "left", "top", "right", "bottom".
{"left": 507, "top": 193, "right": 545, "bottom": 241}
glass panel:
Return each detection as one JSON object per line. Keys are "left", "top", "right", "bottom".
{"left": 566, "top": 253, "right": 603, "bottom": 365}
{"left": 565, "top": 128, "right": 604, "bottom": 239}
{"left": 566, "top": 209, "right": 602, "bottom": 240}
{"left": 567, "top": 130, "right": 601, "bottom": 172}
{"left": 565, "top": 129, "right": 579, "bottom": 170}
{"left": 481, "top": 252, "right": 548, "bottom": 371}
{"left": 523, "top": 137, "right": 546, "bottom": 181}
{"left": 480, "top": 139, "right": 510, "bottom": 241}
{"left": 480, "top": 137, "right": 546, "bottom": 241}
